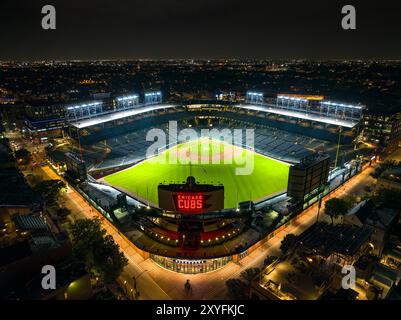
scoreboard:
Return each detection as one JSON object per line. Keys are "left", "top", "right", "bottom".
{"left": 158, "top": 177, "right": 224, "bottom": 214}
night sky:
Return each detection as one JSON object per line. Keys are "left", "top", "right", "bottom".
{"left": 1, "top": 0, "right": 401, "bottom": 60}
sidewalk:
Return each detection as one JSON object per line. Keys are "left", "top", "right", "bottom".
{"left": 38, "top": 165, "right": 171, "bottom": 300}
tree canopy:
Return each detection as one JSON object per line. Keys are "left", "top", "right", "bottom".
{"left": 240, "top": 268, "right": 260, "bottom": 284}
{"left": 264, "top": 255, "right": 278, "bottom": 267}
{"left": 70, "top": 218, "right": 128, "bottom": 284}
{"left": 324, "top": 197, "right": 353, "bottom": 224}
{"left": 372, "top": 188, "right": 401, "bottom": 209}
{"left": 226, "top": 279, "right": 249, "bottom": 300}
{"left": 57, "top": 207, "right": 71, "bottom": 218}
{"left": 34, "top": 179, "right": 66, "bottom": 204}
{"left": 371, "top": 160, "right": 399, "bottom": 178}
{"left": 280, "top": 233, "right": 298, "bottom": 254}
{"left": 15, "top": 148, "right": 31, "bottom": 164}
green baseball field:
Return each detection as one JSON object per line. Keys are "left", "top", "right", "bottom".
{"left": 102, "top": 138, "right": 290, "bottom": 208}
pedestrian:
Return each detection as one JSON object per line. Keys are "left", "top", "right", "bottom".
{"left": 185, "top": 279, "right": 192, "bottom": 292}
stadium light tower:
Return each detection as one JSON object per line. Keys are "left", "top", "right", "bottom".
{"left": 144, "top": 91, "right": 162, "bottom": 105}
{"left": 320, "top": 101, "right": 363, "bottom": 122}
{"left": 246, "top": 91, "right": 264, "bottom": 105}
{"left": 65, "top": 101, "right": 103, "bottom": 121}
{"left": 276, "top": 95, "right": 308, "bottom": 111}
{"left": 116, "top": 94, "right": 139, "bottom": 110}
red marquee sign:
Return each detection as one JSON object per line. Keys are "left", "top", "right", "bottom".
{"left": 174, "top": 193, "right": 208, "bottom": 213}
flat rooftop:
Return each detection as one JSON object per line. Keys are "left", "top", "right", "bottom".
{"left": 297, "top": 222, "right": 372, "bottom": 257}
{"left": 258, "top": 260, "right": 325, "bottom": 300}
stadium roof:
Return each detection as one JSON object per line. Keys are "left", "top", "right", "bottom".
{"left": 70, "top": 104, "right": 177, "bottom": 129}
{"left": 70, "top": 102, "right": 358, "bottom": 129}
{"left": 238, "top": 104, "right": 358, "bottom": 128}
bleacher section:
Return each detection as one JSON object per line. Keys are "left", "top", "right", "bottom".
{"left": 78, "top": 118, "right": 337, "bottom": 171}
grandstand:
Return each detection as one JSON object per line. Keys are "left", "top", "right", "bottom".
{"left": 74, "top": 118, "right": 334, "bottom": 172}
{"left": 49, "top": 95, "right": 368, "bottom": 205}
{"left": 48, "top": 95, "right": 370, "bottom": 179}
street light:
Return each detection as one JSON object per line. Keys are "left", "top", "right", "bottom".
{"left": 316, "top": 193, "right": 323, "bottom": 223}
{"left": 334, "top": 126, "right": 343, "bottom": 169}
{"left": 132, "top": 276, "right": 137, "bottom": 291}
{"left": 123, "top": 280, "right": 127, "bottom": 294}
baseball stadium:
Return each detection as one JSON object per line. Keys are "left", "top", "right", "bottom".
{"left": 42, "top": 91, "right": 371, "bottom": 274}
{"left": 102, "top": 138, "right": 290, "bottom": 209}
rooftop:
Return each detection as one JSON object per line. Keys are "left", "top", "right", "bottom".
{"left": 347, "top": 199, "right": 399, "bottom": 230}
{"left": 0, "top": 167, "right": 40, "bottom": 207}
{"left": 0, "top": 240, "right": 32, "bottom": 267}
{"left": 14, "top": 215, "right": 49, "bottom": 232}
{"left": 297, "top": 222, "right": 372, "bottom": 257}
{"left": 257, "top": 259, "right": 331, "bottom": 300}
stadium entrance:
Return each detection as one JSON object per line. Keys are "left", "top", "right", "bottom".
{"left": 150, "top": 254, "right": 232, "bottom": 274}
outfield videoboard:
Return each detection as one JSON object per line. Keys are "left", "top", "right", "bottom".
{"left": 158, "top": 177, "right": 224, "bottom": 214}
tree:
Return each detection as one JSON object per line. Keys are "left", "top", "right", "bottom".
{"left": 15, "top": 148, "right": 31, "bottom": 164}
{"left": 240, "top": 268, "right": 260, "bottom": 285}
{"left": 93, "top": 288, "right": 117, "bottom": 300}
{"left": 342, "top": 196, "right": 356, "bottom": 208}
{"left": 372, "top": 188, "right": 401, "bottom": 210}
{"left": 371, "top": 160, "right": 397, "bottom": 178}
{"left": 34, "top": 179, "right": 66, "bottom": 204}
{"left": 324, "top": 197, "right": 352, "bottom": 224}
{"left": 26, "top": 173, "right": 43, "bottom": 187}
{"left": 225, "top": 279, "right": 249, "bottom": 300}
{"left": 264, "top": 255, "right": 277, "bottom": 267}
{"left": 280, "top": 233, "right": 297, "bottom": 254}
{"left": 70, "top": 218, "right": 128, "bottom": 284}
{"left": 57, "top": 207, "right": 71, "bottom": 218}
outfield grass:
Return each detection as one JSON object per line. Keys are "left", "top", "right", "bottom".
{"left": 103, "top": 139, "right": 290, "bottom": 209}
